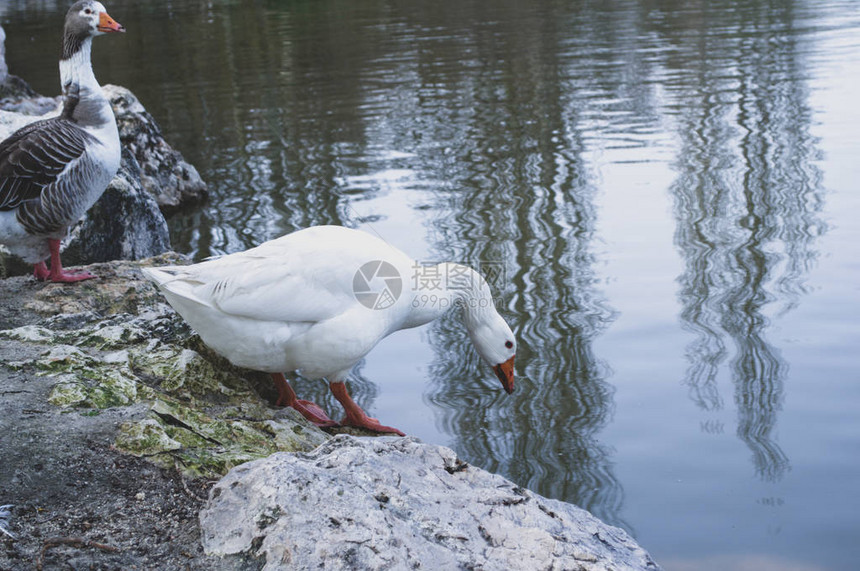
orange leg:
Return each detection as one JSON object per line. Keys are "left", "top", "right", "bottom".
{"left": 329, "top": 381, "right": 405, "bottom": 436}
{"left": 271, "top": 373, "right": 338, "bottom": 428}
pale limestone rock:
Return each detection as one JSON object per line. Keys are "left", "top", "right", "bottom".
{"left": 200, "top": 435, "right": 661, "bottom": 571}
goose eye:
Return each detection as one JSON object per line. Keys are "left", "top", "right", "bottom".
{"left": 84, "top": 8, "right": 92, "bottom": 14}
{"left": 505, "top": 340, "right": 513, "bottom": 349}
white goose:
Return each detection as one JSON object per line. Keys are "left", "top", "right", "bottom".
{"left": 143, "top": 225, "right": 517, "bottom": 436}
{"left": 0, "top": 1, "right": 124, "bottom": 282}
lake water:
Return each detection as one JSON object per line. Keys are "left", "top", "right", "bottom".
{"left": 4, "top": 1, "right": 860, "bottom": 569}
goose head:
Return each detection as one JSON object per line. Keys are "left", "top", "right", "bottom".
{"left": 463, "top": 299, "right": 517, "bottom": 395}
{"left": 63, "top": 1, "right": 124, "bottom": 54}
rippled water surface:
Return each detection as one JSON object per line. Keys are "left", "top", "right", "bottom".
{"left": 5, "top": 1, "right": 860, "bottom": 568}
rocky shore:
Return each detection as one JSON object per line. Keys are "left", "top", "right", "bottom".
{"left": 0, "top": 260, "right": 327, "bottom": 570}
{"left": 0, "top": 262, "right": 661, "bottom": 570}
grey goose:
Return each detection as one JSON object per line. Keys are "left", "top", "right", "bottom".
{"left": 0, "top": 1, "right": 124, "bottom": 282}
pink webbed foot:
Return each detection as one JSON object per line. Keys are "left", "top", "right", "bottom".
{"left": 290, "top": 399, "right": 340, "bottom": 429}
{"left": 271, "top": 373, "right": 339, "bottom": 428}
{"left": 33, "top": 262, "right": 50, "bottom": 281}
{"left": 340, "top": 412, "right": 406, "bottom": 437}
{"left": 33, "top": 240, "right": 97, "bottom": 283}
{"left": 48, "top": 268, "right": 97, "bottom": 283}
{"left": 329, "top": 381, "right": 405, "bottom": 436}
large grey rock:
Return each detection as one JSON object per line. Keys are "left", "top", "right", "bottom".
{"left": 62, "top": 148, "right": 171, "bottom": 264}
{"left": 200, "top": 435, "right": 661, "bottom": 571}
{"left": 0, "top": 106, "right": 52, "bottom": 136}
{"left": 105, "top": 84, "right": 208, "bottom": 212}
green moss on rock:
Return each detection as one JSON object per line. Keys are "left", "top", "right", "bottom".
{"left": 48, "top": 374, "right": 88, "bottom": 407}
{"left": 0, "top": 258, "right": 333, "bottom": 480}
{"left": 116, "top": 418, "right": 183, "bottom": 456}
{"left": 78, "top": 321, "right": 149, "bottom": 349}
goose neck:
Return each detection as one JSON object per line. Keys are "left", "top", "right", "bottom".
{"left": 59, "top": 37, "right": 113, "bottom": 127}
{"left": 405, "top": 263, "right": 495, "bottom": 328}
{"left": 60, "top": 37, "right": 98, "bottom": 94}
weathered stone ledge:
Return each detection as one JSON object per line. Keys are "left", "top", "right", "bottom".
{"left": 0, "top": 258, "right": 328, "bottom": 478}
{"left": 0, "top": 259, "right": 661, "bottom": 570}
{"left": 203, "top": 434, "right": 661, "bottom": 570}
{"left": 0, "top": 259, "right": 330, "bottom": 569}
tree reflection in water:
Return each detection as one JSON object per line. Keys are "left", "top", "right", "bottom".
{"left": 425, "top": 191, "right": 622, "bottom": 525}
{"left": 412, "top": 7, "right": 623, "bottom": 526}
{"left": 661, "top": 1, "right": 825, "bottom": 482}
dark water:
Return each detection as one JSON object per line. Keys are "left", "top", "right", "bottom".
{"left": 4, "top": 1, "right": 860, "bottom": 568}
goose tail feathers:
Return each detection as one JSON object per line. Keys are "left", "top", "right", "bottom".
{"left": 141, "top": 265, "right": 214, "bottom": 309}
{"left": 140, "top": 265, "right": 184, "bottom": 286}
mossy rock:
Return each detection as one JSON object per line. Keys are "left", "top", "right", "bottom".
{"left": 115, "top": 418, "right": 184, "bottom": 456}
{"left": 0, "top": 259, "right": 332, "bottom": 479}
{"left": 114, "top": 398, "right": 327, "bottom": 479}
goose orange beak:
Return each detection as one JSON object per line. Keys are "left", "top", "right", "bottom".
{"left": 98, "top": 11, "right": 125, "bottom": 33}
{"left": 493, "top": 356, "right": 515, "bottom": 394}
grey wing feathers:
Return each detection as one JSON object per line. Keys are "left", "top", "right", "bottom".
{"left": 0, "top": 117, "right": 95, "bottom": 211}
